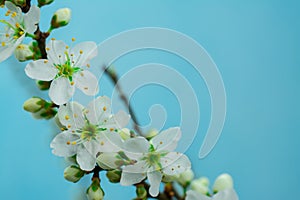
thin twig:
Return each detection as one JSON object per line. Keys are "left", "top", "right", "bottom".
{"left": 103, "top": 66, "right": 143, "bottom": 136}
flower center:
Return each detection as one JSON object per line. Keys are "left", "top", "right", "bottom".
{"left": 81, "top": 123, "right": 98, "bottom": 141}
{"left": 55, "top": 51, "right": 81, "bottom": 81}
{"left": 142, "top": 151, "right": 163, "bottom": 171}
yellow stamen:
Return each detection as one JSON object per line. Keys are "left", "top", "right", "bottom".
{"left": 72, "top": 37, "right": 76, "bottom": 42}
{"left": 65, "top": 115, "right": 70, "bottom": 120}
{"left": 79, "top": 50, "right": 83, "bottom": 54}
{"left": 5, "top": 10, "right": 11, "bottom": 16}
{"left": 100, "top": 141, "right": 104, "bottom": 146}
{"left": 70, "top": 81, "right": 74, "bottom": 86}
{"left": 67, "top": 124, "right": 71, "bottom": 128}
{"left": 71, "top": 141, "right": 77, "bottom": 145}
{"left": 13, "top": 36, "right": 18, "bottom": 39}
{"left": 84, "top": 87, "right": 88, "bottom": 90}
{"left": 19, "top": 31, "right": 24, "bottom": 35}
{"left": 1, "top": 42, "right": 5, "bottom": 47}
{"left": 60, "top": 128, "right": 65, "bottom": 131}
{"left": 11, "top": 12, "right": 17, "bottom": 18}
{"left": 110, "top": 128, "right": 114, "bottom": 132}
{"left": 46, "top": 47, "right": 50, "bottom": 51}
{"left": 5, "top": 33, "right": 9, "bottom": 38}
{"left": 66, "top": 141, "right": 71, "bottom": 145}
{"left": 65, "top": 45, "right": 69, "bottom": 49}
{"left": 51, "top": 38, "right": 56, "bottom": 41}
{"left": 86, "top": 64, "right": 90, "bottom": 68}
{"left": 44, "top": 60, "right": 48, "bottom": 64}
{"left": 15, "top": 23, "right": 20, "bottom": 28}
{"left": 103, "top": 106, "right": 107, "bottom": 111}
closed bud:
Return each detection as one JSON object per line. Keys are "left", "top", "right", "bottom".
{"left": 64, "top": 165, "right": 84, "bottom": 183}
{"left": 191, "top": 177, "right": 210, "bottom": 195}
{"left": 162, "top": 174, "right": 179, "bottom": 183}
{"left": 136, "top": 184, "right": 147, "bottom": 199}
{"left": 119, "top": 128, "right": 131, "bottom": 140}
{"left": 176, "top": 169, "right": 194, "bottom": 187}
{"left": 23, "top": 97, "right": 44, "bottom": 113}
{"left": 145, "top": 129, "right": 158, "bottom": 139}
{"left": 213, "top": 173, "right": 233, "bottom": 193}
{"left": 38, "top": 0, "right": 54, "bottom": 7}
{"left": 97, "top": 152, "right": 121, "bottom": 170}
{"left": 106, "top": 169, "right": 121, "bottom": 183}
{"left": 51, "top": 8, "right": 71, "bottom": 29}
{"left": 32, "top": 107, "right": 57, "bottom": 120}
{"left": 36, "top": 80, "right": 51, "bottom": 90}
{"left": 86, "top": 178, "right": 104, "bottom": 200}
{"left": 10, "top": 0, "right": 26, "bottom": 7}
{"left": 15, "top": 44, "right": 33, "bottom": 62}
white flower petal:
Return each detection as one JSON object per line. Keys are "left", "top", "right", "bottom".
{"left": 70, "top": 41, "right": 97, "bottom": 67}
{"left": 46, "top": 40, "right": 68, "bottom": 65}
{"left": 74, "top": 70, "right": 99, "bottom": 96}
{"left": 5, "top": 2, "right": 21, "bottom": 13}
{"left": 120, "top": 171, "right": 146, "bottom": 186}
{"left": 50, "top": 131, "right": 78, "bottom": 157}
{"left": 151, "top": 127, "right": 181, "bottom": 152}
{"left": 214, "top": 189, "right": 239, "bottom": 200}
{"left": 162, "top": 152, "right": 191, "bottom": 176}
{"left": 147, "top": 171, "right": 163, "bottom": 197}
{"left": 186, "top": 190, "right": 210, "bottom": 200}
{"left": 24, "top": 5, "right": 40, "bottom": 33}
{"left": 97, "top": 132, "right": 123, "bottom": 152}
{"left": 49, "top": 76, "right": 75, "bottom": 105}
{"left": 123, "top": 137, "right": 149, "bottom": 154}
{"left": 76, "top": 145, "right": 97, "bottom": 171}
{"left": 114, "top": 110, "right": 130, "bottom": 128}
{"left": 83, "top": 139, "right": 102, "bottom": 157}
{"left": 58, "top": 102, "right": 85, "bottom": 129}
{"left": 123, "top": 161, "right": 148, "bottom": 173}
{"left": 0, "top": 34, "right": 24, "bottom": 63}
{"left": 25, "top": 59, "right": 57, "bottom": 81}
{"left": 85, "top": 96, "right": 111, "bottom": 125}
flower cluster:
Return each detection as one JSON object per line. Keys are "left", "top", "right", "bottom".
{"left": 0, "top": 1, "right": 238, "bottom": 200}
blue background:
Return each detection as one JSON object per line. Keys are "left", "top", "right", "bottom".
{"left": 0, "top": 0, "right": 299, "bottom": 199}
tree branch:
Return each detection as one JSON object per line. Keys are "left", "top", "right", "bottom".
{"left": 103, "top": 66, "right": 143, "bottom": 136}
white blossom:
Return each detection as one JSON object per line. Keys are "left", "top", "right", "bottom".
{"left": 120, "top": 127, "right": 191, "bottom": 197}
{"left": 0, "top": 2, "right": 40, "bottom": 63}
{"left": 25, "top": 39, "right": 99, "bottom": 105}
{"left": 50, "top": 96, "right": 130, "bottom": 171}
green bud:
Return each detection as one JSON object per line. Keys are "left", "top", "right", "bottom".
{"left": 145, "top": 129, "right": 158, "bottom": 139}
{"left": 106, "top": 169, "right": 121, "bottom": 183}
{"left": 136, "top": 184, "right": 147, "bottom": 199}
{"left": 38, "top": 0, "right": 54, "bottom": 7}
{"left": 10, "top": 0, "right": 26, "bottom": 7}
{"left": 23, "top": 97, "right": 44, "bottom": 113}
{"left": 51, "top": 8, "right": 71, "bottom": 29}
{"left": 176, "top": 169, "right": 194, "bottom": 187}
{"left": 191, "top": 177, "right": 210, "bottom": 195}
{"left": 119, "top": 128, "right": 131, "bottom": 140}
{"left": 213, "top": 173, "right": 233, "bottom": 193}
{"left": 32, "top": 107, "right": 57, "bottom": 120}
{"left": 36, "top": 80, "right": 51, "bottom": 90}
{"left": 97, "top": 152, "right": 122, "bottom": 170}
{"left": 15, "top": 44, "right": 34, "bottom": 62}
{"left": 86, "top": 178, "right": 104, "bottom": 200}
{"left": 64, "top": 165, "right": 85, "bottom": 183}
{"left": 162, "top": 174, "right": 179, "bottom": 183}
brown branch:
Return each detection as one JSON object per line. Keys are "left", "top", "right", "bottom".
{"left": 21, "top": 0, "right": 31, "bottom": 13}
{"left": 34, "top": 26, "right": 50, "bottom": 59}
{"left": 103, "top": 66, "right": 143, "bottom": 136}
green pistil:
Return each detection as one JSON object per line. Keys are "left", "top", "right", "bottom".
{"left": 142, "top": 151, "right": 163, "bottom": 170}
{"left": 55, "top": 52, "right": 81, "bottom": 80}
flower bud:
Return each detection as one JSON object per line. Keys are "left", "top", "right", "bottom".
{"left": 191, "top": 177, "right": 210, "bottom": 195}
{"left": 97, "top": 152, "right": 121, "bottom": 170}
{"left": 32, "top": 107, "right": 57, "bottom": 120}
{"left": 145, "top": 129, "right": 158, "bottom": 139}
{"left": 23, "top": 97, "right": 44, "bottom": 113}
{"left": 86, "top": 178, "right": 104, "bottom": 200}
{"left": 176, "top": 169, "right": 194, "bottom": 186}
{"left": 10, "top": 0, "right": 26, "bottom": 7}
{"left": 162, "top": 174, "right": 179, "bottom": 183}
{"left": 36, "top": 80, "right": 51, "bottom": 90}
{"left": 119, "top": 128, "right": 131, "bottom": 140}
{"left": 106, "top": 169, "right": 121, "bottom": 183}
{"left": 14, "top": 44, "right": 33, "bottom": 62}
{"left": 213, "top": 173, "right": 233, "bottom": 193}
{"left": 64, "top": 165, "right": 84, "bottom": 183}
{"left": 136, "top": 184, "right": 147, "bottom": 199}
{"left": 51, "top": 8, "right": 71, "bottom": 29}
{"left": 38, "top": 0, "right": 54, "bottom": 7}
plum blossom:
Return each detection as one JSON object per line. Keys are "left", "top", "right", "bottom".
{"left": 0, "top": 2, "right": 40, "bottom": 62}
{"left": 50, "top": 96, "right": 130, "bottom": 171}
{"left": 120, "top": 127, "right": 191, "bottom": 197}
{"left": 25, "top": 39, "right": 99, "bottom": 105}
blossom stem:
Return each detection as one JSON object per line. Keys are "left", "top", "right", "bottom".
{"left": 103, "top": 66, "right": 143, "bottom": 136}
{"left": 33, "top": 26, "right": 50, "bottom": 59}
